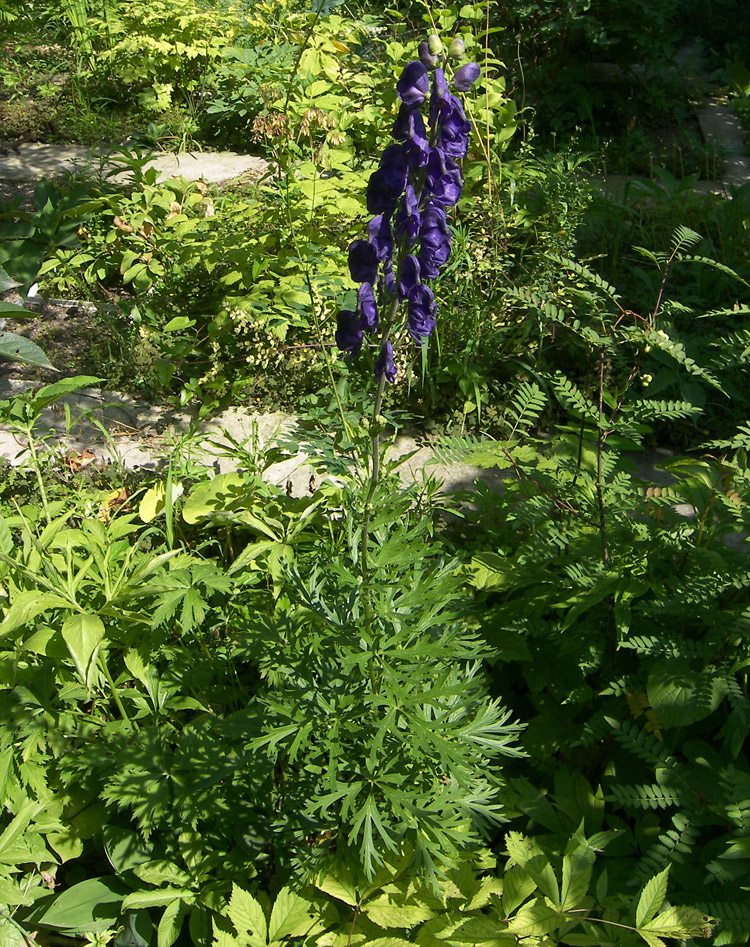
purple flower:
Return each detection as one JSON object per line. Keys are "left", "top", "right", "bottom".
{"left": 335, "top": 309, "right": 363, "bottom": 356}
{"left": 419, "top": 201, "right": 451, "bottom": 279}
{"left": 425, "top": 150, "right": 463, "bottom": 207}
{"left": 349, "top": 239, "right": 379, "bottom": 283}
{"left": 397, "top": 61, "right": 430, "bottom": 107}
{"left": 407, "top": 284, "right": 437, "bottom": 343}
{"left": 358, "top": 282, "right": 378, "bottom": 332}
{"left": 382, "top": 260, "right": 396, "bottom": 297}
{"left": 429, "top": 68, "right": 451, "bottom": 127}
{"left": 452, "top": 62, "right": 480, "bottom": 92}
{"left": 436, "top": 96, "right": 472, "bottom": 159}
{"left": 366, "top": 144, "right": 408, "bottom": 215}
{"left": 368, "top": 215, "right": 394, "bottom": 263}
{"left": 397, "top": 254, "right": 421, "bottom": 301}
{"left": 395, "top": 184, "right": 421, "bottom": 246}
{"left": 393, "top": 105, "right": 431, "bottom": 170}
{"left": 376, "top": 340, "right": 396, "bottom": 383}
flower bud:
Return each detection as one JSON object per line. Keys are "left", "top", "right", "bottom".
{"left": 448, "top": 36, "right": 465, "bottom": 60}
{"left": 427, "top": 34, "right": 443, "bottom": 55}
{"left": 418, "top": 40, "right": 439, "bottom": 68}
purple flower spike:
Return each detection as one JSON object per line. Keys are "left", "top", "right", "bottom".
{"left": 335, "top": 309, "right": 363, "bottom": 356}
{"left": 407, "top": 284, "right": 437, "bottom": 343}
{"left": 348, "top": 239, "right": 379, "bottom": 284}
{"left": 397, "top": 254, "right": 421, "bottom": 301}
{"left": 452, "top": 62, "right": 480, "bottom": 92}
{"left": 358, "top": 282, "right": 378, "bottom": 332}
{"left": 397, "top": 61, "right": 430, "bottom": 106}
{"left": 376, "top": 340, "right": 397, "bottom": 383}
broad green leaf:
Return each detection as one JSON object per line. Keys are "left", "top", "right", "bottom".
{"left": 30, "top": 376, "right": 102, "bottom": 411}
{"left": 560, "top": 846, "right": 595, "bottom": 911}
{"left": 122, "top": 888, "right": 194, "bottom": 910}
{"left": 182, "top": 473, "right": 258, "bottom": 525}
{"left": 103, "top": 825, "right": 154, "bottom": 875}
{"left": 158, "top": 898, "right": 188, "bottom": 947}
{"left": 0, "top": 591, "right": 73, "bottom": 638}
{"left": 637, "top": 932, "right": 666, "bottom": 947}
{"left": 364, "top": 896, "right": 435, "bottom": 929}
{"left": 268, "top": 887, "right": 315, "bottom": 941}
{"left": 0, "top": 801, "right": 44, "bottom": 861}
{"left": 641, "top": 905, "right": 712, "bottom": 938}
{"left": 0, "top": 519, "right": 11, "bottom": 557}
{"left": 62, "top": 613, "right": 105, "bottom": 682}
{"left": 314, "top": 871, "right": 358, "bottom": 907}
{"left": 635, "top": 866, "right": 670, "bottom": 929}
{"left": 647, "top": 660, "right": 725, "bottom": 729}
{"left": 0, "top": 913, "right": 28, "bottom": 947}
{"left": 134, "top": 860, "right": 192, "bottom": 888}
{"left": 0, "top": 331, "right": 55, "bottom": 369}
{"left": 228, "top": 885, "right": 267, "bottom": 947}
{"left": 37, "top": 877, "right": 128, "bottom": 933}
{"left": 505, "top": 899, "right": 559, "bottom": 937}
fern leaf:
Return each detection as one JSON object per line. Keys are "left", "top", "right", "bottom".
{"left": 545, "top": 252, "right": 622, "bottom": 303}
{"left": 607, "top": 783, "right": 683, "bottom": 811}
{"left": 670, "top": 225, "right": 701, "bottom": 255}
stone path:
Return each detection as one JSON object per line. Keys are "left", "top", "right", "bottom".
{"left": 0, "top": 143, "right": 270, "bottom": 187}
{"left": 0, "top": 382, "right": 509, "bottom": 496}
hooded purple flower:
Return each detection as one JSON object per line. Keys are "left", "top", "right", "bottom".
{"left": 425, "top": 150, "right": 463, "bottom": 207}
{"left": 368, "top": 215, "right": 394, "bottom": 264}
{"left": 395, "top": 184, "right": 421, "bottom": 246}
{"left": 335, "top": 309, "right": 363, "bottom": 356}
{"left": 452, "top": 62, "right": 481, "bottom": 92}
{"left": 366, "top": 144, "right": 408, "bottom": 215}
{"left": 419, "top": 201, "right": 451, "bottom": 279}
{"left": 436, "top": 95, "right": 472, "bottom": 159}
{"left": 429, "top": 68, "right": 451, "bottom": 127}
{"left": 358, "top": 282, "right": 378, "bottom": 332}
{"left": 393, "top": 105, "right": 430, "bottom": 170}
{"left": 397, "top": 61, "right": 430, "bottom": 107}
{"left": 375, "top": 340, "right": 397, "bottom": 383}
{"left": 349, "top": 239, "right": 379, "bottom": 284}
{"left": 397, "top": 254, "right": 421, "bottom": 301}
{"left": 407, "top": 284, "right": 437, "bottom": 343}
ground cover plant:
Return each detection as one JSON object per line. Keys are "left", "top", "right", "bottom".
{"left": 4, "top": 0, "right": 750, "bottom": 945}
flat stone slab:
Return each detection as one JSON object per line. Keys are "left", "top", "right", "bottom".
{"left": 695, "top": 99, "right": 750, "bottom": 191}
{"left": 0, "top": 143, "right": 270, "bottom": 186}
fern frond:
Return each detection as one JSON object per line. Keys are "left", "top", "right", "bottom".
{"left": 675, "top": 253, "right": 749, "bottom": 286}
{"left": 628, "top": 399, "right": 703, "bottom": 423}
{"left": 607, "top": 782, "right": 683, "bottom": 810}
{"left": 549, "top": 372, "right": 600, "bottom": 423}
{"left": 546, "top": 252, "right": 622, "bottom": 304}
{"left": 504, "top": 382, "right": 547, "bottom": 439}
{"left": 644, "top": 329, "right": 725, "bottom": 392}
{"left": 636, "top": 813, "right": 699, "bottom": 879}
{"left": 670, "top": 225, "right": 701, "bottom": 255}
{"left": 606, "top": 717, "right": 674, "bottom": 767}
{"left": 699, "top": 305, "right": 750, "bottom": 321}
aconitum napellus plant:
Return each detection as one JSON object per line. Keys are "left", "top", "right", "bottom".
{"left": 335, "top": 41, "right": 480, "bottom": 386}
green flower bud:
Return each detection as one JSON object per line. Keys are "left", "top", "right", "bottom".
{"left": 427, "top": 33, "right": 443, "bottom": 55}
{"left": 448, "top": 36, "right": 465, "bottom": 59}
